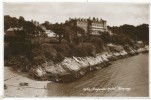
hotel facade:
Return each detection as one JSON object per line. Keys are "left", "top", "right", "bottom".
{"left": 65, "top": 17, "right": 108, "bottom": 35}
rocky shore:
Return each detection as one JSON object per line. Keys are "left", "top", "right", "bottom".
{"left": 29, "top": 45, "right": 149, "bottom": 83}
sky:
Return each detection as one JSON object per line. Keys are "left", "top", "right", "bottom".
{"left": 4, "top": 2, "right": 149, "bottom": 26}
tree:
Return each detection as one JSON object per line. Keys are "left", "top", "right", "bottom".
{"left": 41, "top": 21, "right": 52, "bottom": 30}
{"left": 4, "top": 15, "right": 18, "bottom": 31}
{"left": 51, "top": 25, "right": 64, "bottom": 43}
{"left": 99, "top": 31, "right": 110, "bottom": 44}
{"left": 136, "top": 24, "right": 149, "bottom": 43}
{"left": 70, "top": 26, "right": 85, "bottom": 44}
{"left": 108, "top": 24, "right": 149, "bottom": 45}
{"left": 18, "top": 16, "right": 25, "bottom": 27}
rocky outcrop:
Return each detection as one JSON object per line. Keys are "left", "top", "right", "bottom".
{"left": 29, "top": 46, "right": 149, "bottom": 83}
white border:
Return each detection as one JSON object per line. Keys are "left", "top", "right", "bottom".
{"left": 149, "top": 1, "right": 151, "bottom": 98}
{"left": 0, "top": 0, "right": 3, "bottom": 99}
{"left": 2, "top": 0, "right": 151, "bottom": 3}
{"left": 88, "top": 0, "right": 150, "bottom": 3}
{"left": 1, "top": 0, "right": 151, "bottom": 100}
{"left": 3, "top": 0, "right": 87, "bottom": 2}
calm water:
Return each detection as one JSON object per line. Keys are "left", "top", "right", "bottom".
{"left": 47, "top": 53, "right": 149, "bottom": 97}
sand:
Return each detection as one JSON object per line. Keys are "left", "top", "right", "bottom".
{"left": 4, "top": 67, "right": 50, "bottom": 97}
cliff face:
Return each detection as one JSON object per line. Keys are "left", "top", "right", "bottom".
{"left": 29, "top": 45, "right": 148, "bottom": 83}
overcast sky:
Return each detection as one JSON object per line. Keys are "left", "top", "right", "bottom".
{"left": 4, "top": 2, "right": 149, "bottom": 26}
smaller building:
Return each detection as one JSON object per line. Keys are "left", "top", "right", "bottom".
{"left": 109, "top": 30, "right": 114, "bottom": 36}
{"left": 5, "top": 27, "right": 23, "bottom": 36}
{"left": 31, "top": 20, "right": 40, "bottom": 27}
{"left": 45, "top": 30, "right": 58, "bottom": 38}
{"left": 137, "top": 41, "right": 145, "bottom": 48}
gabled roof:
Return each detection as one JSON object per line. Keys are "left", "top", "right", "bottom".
{"left": 6, "top": 27, "right": 23, "bottom": 32}
{"left": 45, "top": 30, "right": 56, "bottom": 34}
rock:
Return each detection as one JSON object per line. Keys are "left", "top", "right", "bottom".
{"left": 79, "top": 71, "right": 85, "bottom": 75}
{"left": 29, "top": 65, "right": 48, "bottom": 80}
{"left": 19, "top": 82, "right": 28, "bottom": 86}
{"left": 34, "top": 67, "right": 46, "bottom": 77}
{"left": 4, "top": 84, "right": 7, "bottom": 90}
{"left": 29, "top": 45, "right": 146, "bottom": 83}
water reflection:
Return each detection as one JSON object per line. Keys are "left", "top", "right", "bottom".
{"left": 47, "top": 54, "right": 149, "bottom": 97}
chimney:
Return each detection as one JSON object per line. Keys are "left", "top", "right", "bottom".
{"left": 93, "top": 17, "right": 95, "bottom": 21}
{"left": 88, "top": 17, "right": 91, "bottom": 20}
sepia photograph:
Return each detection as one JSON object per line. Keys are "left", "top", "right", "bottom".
{"left": 3, "top": 2, "right": 149, "bottom": 97}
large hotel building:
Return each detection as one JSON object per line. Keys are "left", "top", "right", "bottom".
{"left": 65, "top": 17, "right": 108, "bottom": 35}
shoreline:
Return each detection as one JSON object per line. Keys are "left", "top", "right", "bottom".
{"left": 4, "top": 53, "right": 149, "bottom": 97}
{"left": 30, "top": 46, "right": 148, "bottom": 83}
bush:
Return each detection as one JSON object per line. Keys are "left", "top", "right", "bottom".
{"left": 31, "top": 43, "right": 57, "bottom": 64}
{"left": 74, "top": 43, "right": 97, "bottom": 57}
{"left": 31, "top": 48, "right": 44, "bottom": 57}
{"left": 53, "top": 52, "right": 65, "bottom": 63}
{"left": 75, "top": 44, "right": 88, "bottom": 57}
{"left": 40, "top": 43, "right": 58, "bottom": 60}
{"left": 90, "top": 37, "right": 104, "bottom": 51}
{"left": 53, "top": 43, "right": 71, "bottom": 57}
{"left": 61, "top": 39, "right": 69, "bottom": 44}
{"left": 83, "top": 43, "right": 96, "bottom": 57}
{"left": 32, "top": 55, "right": 46, "bottom": 65}
{"left": 4, "top": 42, "right": 10, "bottom": 60}
{"left": 4, "top": 55, "right": 22, "bottom": 66}
{"left": 113, "top": 45, "right": 124, "bottom": 52}
{"left": 5, "top": 55, "right": 31, "bottom": 72}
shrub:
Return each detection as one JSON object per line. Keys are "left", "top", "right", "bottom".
{"left": 31, "top": 48, "right": 44, "bottom": 57}
{"left": 32, "top": 55, "right": 46, "bottom": 65}
{"left": 83, "top": 43, "right": 96, "bottom": 57}
{"left": 75, "top": 44, "right": 88, "bottom": 57}
{"left": 90, "top": 37, "right": 104, "bottom": 51}
{"left": 53, "top": 43, "right": 71, "bottom": 57}
{"left": 113, "top": 45, "right": 124, "bottom": 52}
{"left": 4, "top": 42, "right": 10, "bottom": 60}
{"left": 74, "top": 43, "right": 97, "bottom": 57}
{"left": 53, "top": 52, "right": 65, "bottom": 63}
{"left": 40, "top": 43, "right": 58, "bottom": 60}
{"left": 5, "top": 55, "right": 31, "bottom": 72}
{"left": 61, "top": 39, "right": 69, "bottom": 44}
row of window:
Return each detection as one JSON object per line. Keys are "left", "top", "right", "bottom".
{"left": 92, "top": 23, "right": 104, "bottom": 27}
{"left": 77, "top": 22, "right": 105, "bottom": 26}
{"left": 90, "top": 27, "right": 104, "bottom": 30}
{"left": 77, "top": 22, "right": 88, "bottom": 25}
{"left": 77, "top": 23, "right": 105, "bottom": 28}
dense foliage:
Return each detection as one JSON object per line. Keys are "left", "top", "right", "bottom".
{"left": 107, "top": 24, "right": 149, "bottom": 44}
{"left": 4, "top": 15, "right": 149, "bottom": 70}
